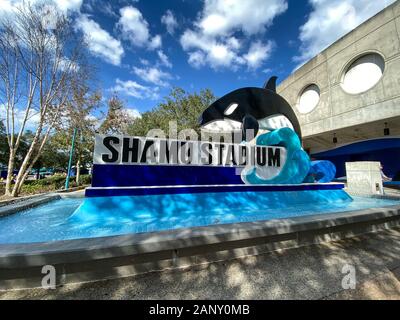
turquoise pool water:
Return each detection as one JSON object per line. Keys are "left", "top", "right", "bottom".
{"left": 0, "top": 190, "right": 399, "bottom": 244}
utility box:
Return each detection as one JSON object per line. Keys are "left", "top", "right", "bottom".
{"left": 345, "top": 161, "right": 384, "bottom": 195}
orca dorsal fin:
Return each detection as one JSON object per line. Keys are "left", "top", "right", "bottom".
{"left": 263, "top": 76, "right": 277, "bottom": 92}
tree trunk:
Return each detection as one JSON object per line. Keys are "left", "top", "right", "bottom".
{"left": 14, "top": 154, "right": 39, "bottom": 196}
{"left": 12, "top": 124, "right": 53, "bottom": 196}
{"left": 75, "top": 156, "right": 81, "bottom": 186}
{"left": 11, "top": 136, "right": 40, "bottom": 197}
{"left": 4, "top": 148, "right": 16, "bottom": 196}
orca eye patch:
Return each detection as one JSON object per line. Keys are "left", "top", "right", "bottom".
{"left": 224, "top": 103, "right": 239, "bottom": 116}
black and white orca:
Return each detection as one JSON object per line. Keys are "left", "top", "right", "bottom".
{"left": 199, "top": 76, "right": 302, "bottom": 142}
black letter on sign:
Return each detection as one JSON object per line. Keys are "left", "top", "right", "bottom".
{"left": 256, "top": 147, "right": 267, "bottom": 166}
{"left": 102, "top": 137, "right": 120, "bottom": 163}
{"left": 140, "top": 140, "right": 155, "bottom": 163}
{"left": 122, "top": 138, "right": 139, "bottom": 163}
{"left": 268, "top": 148, "right": 281, "bottom": 167}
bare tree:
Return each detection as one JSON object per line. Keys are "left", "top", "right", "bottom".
{"left": 0, "top": 2, "right": 87, "bottom": 196}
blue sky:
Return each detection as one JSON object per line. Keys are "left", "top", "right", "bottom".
{"left": 1, "top": 0, "right": 396, "bottom": 117}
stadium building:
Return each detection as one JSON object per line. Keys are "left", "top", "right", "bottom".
{"left": 277, "top": 1, "right": 400, "bottom": 180}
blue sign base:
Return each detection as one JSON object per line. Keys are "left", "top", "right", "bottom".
{"left": 92, "top": 164, "right": 245, "bottom": 187}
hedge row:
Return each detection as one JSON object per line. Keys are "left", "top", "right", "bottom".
{"left": 0, "top": 174, "right": 92, "bottom": 196}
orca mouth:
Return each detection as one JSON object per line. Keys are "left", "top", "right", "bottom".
{"left": 258, "top": 114, "right": 294, "bottom": 131}
{"left": 201, "top": 115, "right": 294, "bottom": 133}
{"left": 200, "top": 119, "right": 242, "bottom": 132}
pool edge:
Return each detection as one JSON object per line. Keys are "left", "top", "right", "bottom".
{"left": 0, "top": 201, "right": 399, "bottom": 290}
{"left": 0, "top": 194, "right": 61, "bottom": 218}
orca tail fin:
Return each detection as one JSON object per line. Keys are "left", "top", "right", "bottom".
{"left": 263, "top": 76, "right": 277, "bottom": 92}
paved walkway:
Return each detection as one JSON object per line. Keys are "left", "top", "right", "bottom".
{"left": 1, "top": 227, "right": 400, "bottom": 300}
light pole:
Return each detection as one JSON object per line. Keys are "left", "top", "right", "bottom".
{"left": 65, "top": 128, "right": 78, "bottom": 190}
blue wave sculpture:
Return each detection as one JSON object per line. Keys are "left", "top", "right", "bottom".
{"left": 242, "top": 127, "right": 311, "bottom": 185}
{"left": 303, "top": 160, "right": 336, "bottom": 183}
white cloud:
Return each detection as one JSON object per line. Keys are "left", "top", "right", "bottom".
{"left": 111, "top": 78, "right": 160, "bottom": 100}
{"left": 132, "top": 66, "right": 171, "bottom": 86}
{"left": 181, "top": 30, "right": 244, "bottom": 69}
{"left": 140, "top": 58, "right": 150, "bottom": 66}
{"left": 149, "top": 35, "right": 162, "bottom": 50}
{"left": 243, "top": 41, "right": 274, "bottom": 69}
{"left": 180, "top": 0, "right": 287, "bottom": 70}
{"left": 117, "top": 6, "right": 162, "bottom": 50}
{"left": 207, "top": 43, "right": 240, "bottom": 68}
{"left": 123, "top": 108, "right": 141, "bottom": 119}
{"left": 85, "top": 114, "right": 98, "bottom": 122}
{"left": 58, "top": 56, "right": 80, "bottom": 72}
{"left": 0, "top": 104, "right": 41, "bottom": 132}
{"left": 295, "top": 0, "right": 396, "bottom": 65}
{"left": 18, "top": 109, "right": 41, "bottom": 131}
{"left": 0, "top": 0, "right": 82, "bottom": 17}
{"left": 197, "top": 0, "right": 287, "bottom": 36}
{"left": 157, "top": 50, "right": 172, "bottom": 68}
{"left": 262, "top": 68, "right": 273, "bottom": 74}
{"left": 0, "top": 0, "right": 15, "bottom": 15}
{"left": 75, "top": 15, "right": 124, "bottom": 66}
{"left": 53, "top": 0, "right": 82, "bottom": 12}
{"left": 98, "top": 2, "right": 119, "bottom": 18}
{"left": 188, "top": 51, "right": 206, "bottom": 69}
{"left": 161, "top": 10, "right": 178, "bottom": 35}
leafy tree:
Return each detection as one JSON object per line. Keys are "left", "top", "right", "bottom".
{"left": 0, "top": 127, "right": 36, "bottom": 171}
{"left": 63, "top": 82, "right": 101, "bottom": 184}
{"left": 127, "top": 87, "right": 216, "bottom": 137}
{"left": 45, "top": 81, "right": 101, "bottom": 185}
{"left": 38, "top": 136, "right": 69, "bottom": 171}
{"left": 99, "top": 95, "right": 135, "bottom": 134}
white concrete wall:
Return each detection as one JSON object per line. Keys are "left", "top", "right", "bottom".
{"left": 345, "top": 161, "right": 384, "bottom": 195}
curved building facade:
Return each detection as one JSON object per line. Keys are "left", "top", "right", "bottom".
{"left": 277, "top": 1, "right": 400, "bottom": 179}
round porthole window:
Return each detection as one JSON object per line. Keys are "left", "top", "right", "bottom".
{"left": 297, "top": 84, "right": 320, "bottom": 114}
{"left": 341, "top": 53, "right": 384, "bottom": 94}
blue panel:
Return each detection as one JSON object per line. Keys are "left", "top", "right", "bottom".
{"left": 384, "top": 181, "right": 400, "bottom": 187}
{"left": 85, "top": 183, "right": 345, "bottom": 197}
{"left": 313, "top": 138, "right": 400, "bottom": 158}
{"left": 312, "top": 138, "right": 400, "bottom": 179}
{"left": 92, "top": 164, "right": 244, "bottom": 187}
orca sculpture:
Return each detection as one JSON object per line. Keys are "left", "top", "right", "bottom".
{"left": 199, "top": 76, "right": 302, "bottom": 142}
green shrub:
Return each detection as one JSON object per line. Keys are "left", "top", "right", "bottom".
{"left": 20, "top": 183, "right": 58, "bottom": 195}
{"left": 1, "top": 174, "right": 92, "bottom": 196}
{"left": 23, "top": 175, "right": 65, "bottom": 188}
{"left": 79, "top": 174, "right": 92, "bottom": 185}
